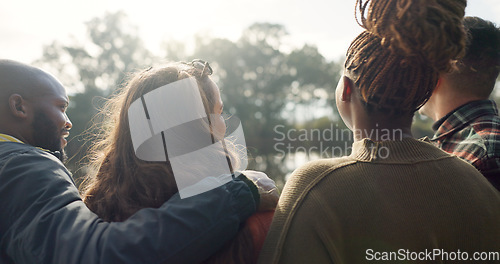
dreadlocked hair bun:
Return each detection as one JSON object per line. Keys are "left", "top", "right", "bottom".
{"left": 346, "top": 0, "right": 467, "bottom": 114}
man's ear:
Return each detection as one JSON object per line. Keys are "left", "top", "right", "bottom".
{"left": 341, "top": 76, "right": 353, "bottom": 102}
{"left": 9, "top": 94, "right": 28, "bottom": 118}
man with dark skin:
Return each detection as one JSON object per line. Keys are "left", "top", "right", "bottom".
{"left": 419, "top": 16, "right": 500, "bottom": 190}
{"left": 0, "top": 59, "right": 277, "bottom": 264}
{"left": 0, "top": 60, "right": 72, "bottom": 155}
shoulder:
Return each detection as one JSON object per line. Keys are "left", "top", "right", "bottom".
{"left": 0, "top": 142, "right": 59, "bottom": 159}
{"left": 0, "top": 142, "right": 75, "bottom": 196}
{"left": 0, "top": 142, "right": 76, "bottom": 207}
{"left": 441, "top": 114, "right": 500, "bottom": 162}
{"left": 260, "top": 156, "right": 357, "bottom": 263}
{"left": 273, "top": 156, "right": 357, "bottom": 227}
{"left": 283, "top": 156, "right": 357, "bottom": 200}
{"left": 0, "top": 143, "right": 79, "bottom": 233}
{"left": 469, "top": 114, "right": 500, "bottom": 157}
{"left": 470, "top": 113, "right": 500, "bottom": 136}
{"left": 0, "top": 142, "right": 70, "bottom": 178}
{"left": 470, "top": 113, "right": 500, "bottom": 135}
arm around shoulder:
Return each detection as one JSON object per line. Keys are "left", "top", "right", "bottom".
{"left": 0, "top": 149, "right": 257, "bottom": 264}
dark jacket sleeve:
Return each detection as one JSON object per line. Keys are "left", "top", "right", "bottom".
{"left": 0, "top": 148, "right": 256, "bottom": 264}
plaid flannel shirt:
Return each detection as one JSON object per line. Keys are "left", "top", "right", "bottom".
{"left": 431, "top": 100, "right": 500, "bottom": 189}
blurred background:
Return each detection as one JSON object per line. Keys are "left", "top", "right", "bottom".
{"left": 1, "top": 0, "right": 499, "bottom": 188}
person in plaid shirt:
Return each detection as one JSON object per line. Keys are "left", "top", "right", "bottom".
{"left": 420, "top": 16, "right": 500, "bottom": 190}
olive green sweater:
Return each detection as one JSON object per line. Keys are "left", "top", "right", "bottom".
{"left": 259, "top": 138, "right": 500, "bottom": 264}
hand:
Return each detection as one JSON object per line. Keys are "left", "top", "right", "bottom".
{"left": 241, "top": 170, "right": 279, "bottom": 211}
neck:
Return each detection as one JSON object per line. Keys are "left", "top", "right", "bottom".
{"left": 351, "top": 115, "right": 413, "bottom": 142}
{"left": 0, "top": 128, "right": 29, "bottom": 145}
{"left": 433, "top": 97, "right": 482, "bottom": 122}
{"left": 425, "top": 82, "right": 486, "bottom": 122}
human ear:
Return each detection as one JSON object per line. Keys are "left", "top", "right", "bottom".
{"left": 435, "top": 77, "right": 442, "bottom": 90}
{"left": 341, "top": 76, "right": 353, "bottom": 102}
{"left": 9, "top": 94, "right": 28, "bottom": 118}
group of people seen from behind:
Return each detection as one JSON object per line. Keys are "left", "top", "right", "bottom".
{"left": 0, "top": 0, "right": 498, "bottom": 263}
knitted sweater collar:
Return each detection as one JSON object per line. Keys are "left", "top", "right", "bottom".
{"left": 350, "top": 137, "right": 449, "bottom": 163}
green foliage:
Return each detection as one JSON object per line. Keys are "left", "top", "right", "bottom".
{"left": 34, "top": 11, "right": 153, "bottom": 176}
{"left": 186, "top": 23, "right": 342, "bottom": 184}
{"left": 494, "top": 76, "right": 500, "bottom": 106}
{"left": 412, "top": 113, "right": 434, "bottom": 139}
{"left": 37, "top": 12, "right": 441, "bottom": 188}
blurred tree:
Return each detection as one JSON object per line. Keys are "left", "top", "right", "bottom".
{"left": 190, "top": 23, "right": 342, "bottom": 186}
{"left": 494, "top": 76, "right": 500, "bottom": 106}
{"left": 36, "top": 13, "right": 344, "bottom": 187}
{"left": 412, "top": 113, "right": 434, "bottom": 139}
{"left": 34, "top": 11, "right": 153, "bottom": 179}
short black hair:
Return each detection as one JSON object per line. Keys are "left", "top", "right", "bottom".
{"left": 450, "top": 16, "right": 500, "bottom": 97}
{"left": 463, "top": 16, "right": 500, "bottom": 68}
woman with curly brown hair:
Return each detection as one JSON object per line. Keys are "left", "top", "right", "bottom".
{"left": 259, "top": 0, "right": 500, "bottom": 263}
{"left": 81, "top": 60, "right": 276, "bottom": 264}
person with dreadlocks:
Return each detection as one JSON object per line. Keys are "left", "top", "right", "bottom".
{"left": 258, "top": 1, "right": 500, "bottom": 263}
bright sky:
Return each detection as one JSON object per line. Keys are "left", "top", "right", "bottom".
{"left": 1, "top": 0, "right": 499, "bottom": 64}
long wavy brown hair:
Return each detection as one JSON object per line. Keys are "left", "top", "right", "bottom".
{"left": 81, "top": 62, "right": 258, "bottom": 263}
{"left": 81, "top": 62, "right": 216, "bottom": 221}
{"left": 346, "top": 0, "right": 467, "bottom": 115}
